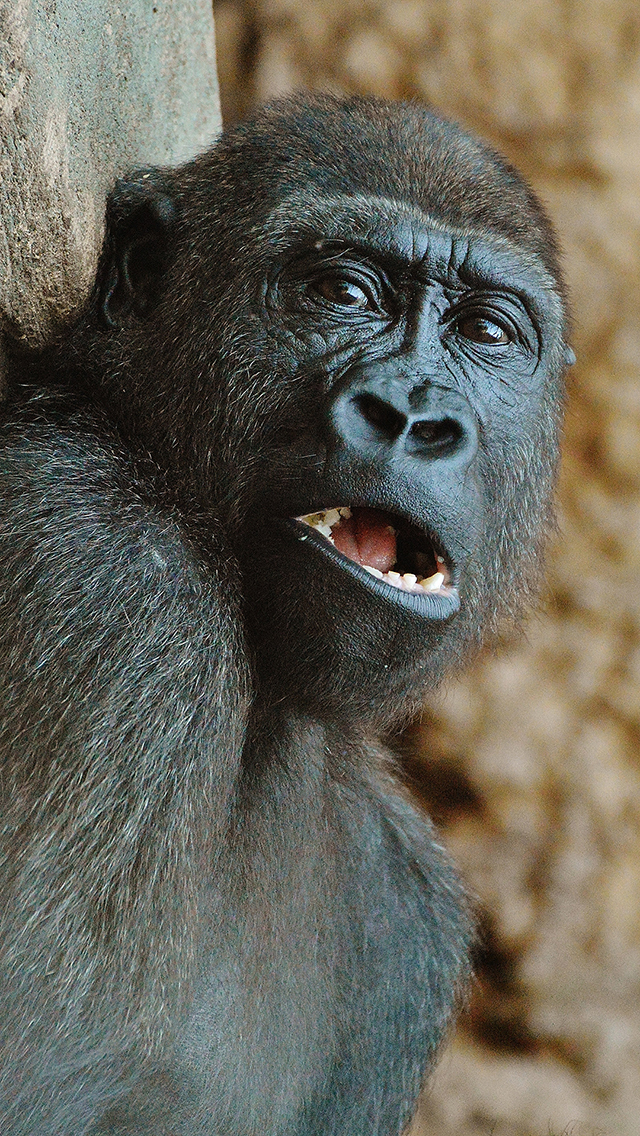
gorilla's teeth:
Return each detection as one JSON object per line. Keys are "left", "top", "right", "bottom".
{"left": 298, "top": 508, "right": 351, "bottom": 532}
{"left": 366, "top": 567, "right": 448, "bottom": 595}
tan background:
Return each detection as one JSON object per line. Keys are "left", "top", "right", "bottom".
{"left": 212, "top": 3, "right": 640, "bottom": 1134}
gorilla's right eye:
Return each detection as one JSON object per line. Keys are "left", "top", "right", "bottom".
{"left": 456, "top": 315, "right": 511, "bottom": 345}
{"left": 311, "top": 276, "right": 373, "bottom": 309}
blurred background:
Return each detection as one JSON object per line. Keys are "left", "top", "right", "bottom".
{"left": 212, "top": 3, "right": 640, "bottom": 1133}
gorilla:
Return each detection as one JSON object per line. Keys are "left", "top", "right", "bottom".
{"left": 0, "top": 94, "right": 571, "bottom": 1135}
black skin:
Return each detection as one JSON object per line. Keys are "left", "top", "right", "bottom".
{"left": 0, "top": 94, "right": 572, "bottom": 1135}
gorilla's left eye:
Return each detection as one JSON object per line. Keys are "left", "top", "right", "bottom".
{"left": 456, "top": 315, "right": 511, "bottom": 345}
{"left": 312, "top": 276, "right": 373, "bottom": 309}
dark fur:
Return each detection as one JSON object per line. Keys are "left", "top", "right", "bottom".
{"left": 0, "top": 94, "right": 570, "bottom": 1135}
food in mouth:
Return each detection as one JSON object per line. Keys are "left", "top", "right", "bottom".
{"left": 296, "top": 507, "right": 451, "bottom": 595}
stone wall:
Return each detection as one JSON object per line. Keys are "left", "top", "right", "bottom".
{"left": 213, "top": 3, "right": 640, "bottom": 1134}
{"left": 0, "top": 1, "right": 220, "bottom": 379}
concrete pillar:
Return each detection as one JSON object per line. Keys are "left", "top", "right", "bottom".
{"left": 0, "top": 0, "right": 221, "bottom": 381}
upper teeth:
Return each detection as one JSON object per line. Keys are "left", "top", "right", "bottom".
{"left": 297, "top": 507, "right": 449, "bottom": 595}
{"left": 304, "top": 507, "right": 351, "bottom": 529}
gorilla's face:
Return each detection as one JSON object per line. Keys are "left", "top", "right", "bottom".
{"left": 221, "top": 197, "right": 565, "bottom": 717}
{"left": 96, "top": 99, "right": 569, "bottom": 722}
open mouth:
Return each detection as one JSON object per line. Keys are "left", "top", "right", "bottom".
{"left": 295, "top": 506, "right": 454, "bottom": 597}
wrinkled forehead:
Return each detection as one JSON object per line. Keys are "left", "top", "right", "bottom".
{"left": 263, "top": 190, "right": 565, "bottom": 320}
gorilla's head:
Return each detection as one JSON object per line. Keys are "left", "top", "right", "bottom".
{"left": 79, "top": 94, "right": 571, "bottom": 721}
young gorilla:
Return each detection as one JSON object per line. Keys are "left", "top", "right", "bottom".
{"left": 0, "top": 95, "right": 571, "bottom": 1135}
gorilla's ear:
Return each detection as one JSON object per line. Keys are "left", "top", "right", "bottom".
{"left": 101, "top": 173, "right": 176, "bottom": 328}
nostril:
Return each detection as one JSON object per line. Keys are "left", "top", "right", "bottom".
{"left": 353, "top": 393, "right": 406, "bottom": 439}
{"left": 409, "top": 416, "right": 464, "bottom": 454}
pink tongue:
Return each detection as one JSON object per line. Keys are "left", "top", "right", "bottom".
{"left": 331, "top": 507, "right": 397, "bottom": 573}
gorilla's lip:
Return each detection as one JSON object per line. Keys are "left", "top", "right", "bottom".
{"left": 286, "top": 505, "right": 460, "bottom": 617}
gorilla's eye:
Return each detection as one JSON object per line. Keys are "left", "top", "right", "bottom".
{"left": 457, "top": 315, "right": 511, "bottom": 345}
{"left": 312, "top": 276, "right": 372, "bottom": 309}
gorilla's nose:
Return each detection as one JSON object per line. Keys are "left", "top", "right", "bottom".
{"left": 330, "top": 366, "right": 478, "bottom": 466}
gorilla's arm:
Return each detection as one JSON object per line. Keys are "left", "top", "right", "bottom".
{"left": 0, "top": 392, "right": 247, "bottom": 1128}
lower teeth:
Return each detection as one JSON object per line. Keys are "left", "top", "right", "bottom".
{"left": 364, "top": 565, "right": 445, "bottom": 593}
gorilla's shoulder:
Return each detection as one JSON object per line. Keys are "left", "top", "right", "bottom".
{"left": 0, "top": 384, "right": 227, "bottom": 615}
